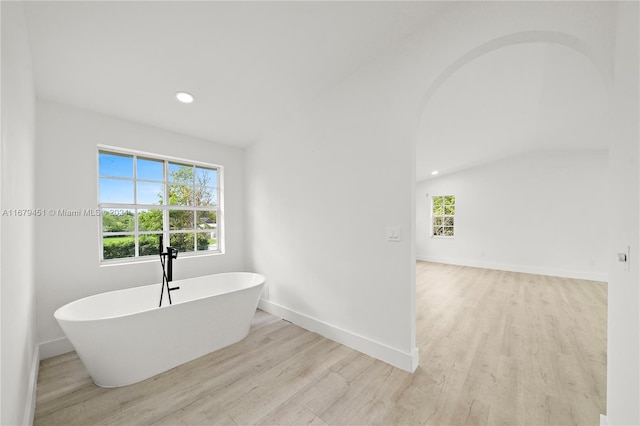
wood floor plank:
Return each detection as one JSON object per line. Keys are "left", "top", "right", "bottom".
{"left": 35, "top": 262, "right": 607, "bottom": 425}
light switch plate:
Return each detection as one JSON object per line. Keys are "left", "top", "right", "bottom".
{"left": 387, "top": 226, "right": 401, "bottom": 242}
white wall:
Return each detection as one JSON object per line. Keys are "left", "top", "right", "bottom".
{"left": 35, "top": 100, "right": 246, "bottom": 355}
{"left": 245, "top": 1, "right": 619, "bottom": 373}
{"left": 416, "top": 151, "right": 608, "bottom": 281}
{"left": 246, "top": 69, "right": 419, "bottom": 370}
{"left": 606, "top": 2, "right": 639, "bottom": 424}
{"left": 1, "top": 2, "right": 38, "bottom": 425}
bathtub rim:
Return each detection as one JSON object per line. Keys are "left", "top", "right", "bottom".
{"left": 54, "top": 271, "right": 266, "bottom": 323}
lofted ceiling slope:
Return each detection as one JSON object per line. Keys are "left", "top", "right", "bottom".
{"left": 23, "top": 2, "right": 610, "bottom": 180}
{"left": 416, "top": 42, "right": 609, "bottom": 182}
{"left": 24, "top": 1, "right": 447, "bottom": 147}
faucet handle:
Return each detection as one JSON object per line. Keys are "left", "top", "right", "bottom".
{"left": 167, "top": 246, "right": 179, "bottom": 259}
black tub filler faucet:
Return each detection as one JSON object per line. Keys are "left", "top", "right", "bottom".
{"left": 158, "top": 235, "right": 179, "bottom": 307}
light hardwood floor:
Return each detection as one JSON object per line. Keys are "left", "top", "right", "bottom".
{"left": 34, "top": 262, "right": 607, "bottom": 425}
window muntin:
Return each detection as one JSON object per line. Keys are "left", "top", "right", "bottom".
{"left": 432, "top": 195, "right": 455, "bottom": 237}
{"left": 98, "top": 148, "right": 221, "bottom": 262}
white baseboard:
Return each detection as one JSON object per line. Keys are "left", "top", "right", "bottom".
{"left": 600, "top": 414, "right": 609, "bottom": 426}
{"left": 258, "top": 299, "right": 419, "bottom": 373}
{"left": 416, "top": 255, "right": 608, "bottom": 282}
{"left": 24, "top": 345, "right": 40, "bottom": 426}
{"left": 39, "top": 337, "right": 73, "bottom": 360}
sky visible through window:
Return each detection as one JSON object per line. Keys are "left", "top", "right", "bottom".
{"left": 98, "top": 152, "right": 218, "bottom": 205}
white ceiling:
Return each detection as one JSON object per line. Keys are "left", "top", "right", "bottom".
{"left": 416, "top": 42, "right": 609, "bottom": 181}
{"left": 23, "top": 2, "right": 609, "bottom": 180}
{"left": 24, "top": 1, "right": 447, "bottom": 147}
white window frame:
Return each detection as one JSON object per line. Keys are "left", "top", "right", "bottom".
{"left": 431, "top": 194, "right": 455, "bottom": 238}
{"left": 97, "top": 145, "right": 224, "bottom": 264}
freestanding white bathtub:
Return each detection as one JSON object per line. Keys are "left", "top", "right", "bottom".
{"left": 54, "top": 272, "right": 265, "bottom": 387}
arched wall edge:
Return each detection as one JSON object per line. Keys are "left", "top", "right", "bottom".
{"left": 409, "top": 29, "right": 612, "bottom": 371}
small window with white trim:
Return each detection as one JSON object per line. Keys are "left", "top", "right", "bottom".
{"left": 432, "top": 195, "right": 455, "bottom": 237}
{"left": 98, "top": 148, "right": 222, "bottom": 262}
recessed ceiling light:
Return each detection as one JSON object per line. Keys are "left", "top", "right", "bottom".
{"left": 431, "top": 171, "right": 439, "bottom": 175}
{"left": 175, "top": 91, "right": 194, "bottom": 103}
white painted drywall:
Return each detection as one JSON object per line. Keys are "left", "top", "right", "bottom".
{"left": 34, "top": 100, "right": 246, "bottom": 352}
{"left": 245, "top": 46, "right": 421, "bottom": 369}
{"left": 416, "top": 151, "right": 608, "bottom": 281}
{"left": 416, "top": 42, "right": 609, "bottom": 182}
{"left": 1, "top": 2, "right": 38, "bottom": 424}
{"left": 606, "top": 2, "right": 639, "bottom": 424}
{"left": 245, "top": 0, "right": 619, "bottom": 373}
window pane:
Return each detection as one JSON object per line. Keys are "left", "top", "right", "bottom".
{"left": 195, "top": 187, "right": 218, "bottom": 207}
{"left": 139, "top": 234, "right": 161, "bottom": 257}
{"left": 432, "top": 194, "right": 455, "bottom": 237}
{"left": 138, "top": 209, "right": 163, "bottom": 231}
{"left": 196, "top": 167, "right": 218, "bottom": 187}
{"left": 197, "top": 231, "right": 216, "bottom": 251}
{"left": 137, "top": 181, "right": 164, "bottom": 205}
{"left": 99, "top": 178, "right": 134, "bottom": 204}
{"left": 169, "top": 210, "right": 194, "bottom": 230}
{"left": 196, "top": 210, "right": 217, "bottom": 228}
{"left": 102, "top": 208, "right": 134, "bottom": 232}
{"left": 168, "top": 184, "right": 193, "bottom": 206}
{"left": 170, "top": 232, "right": 195, "bottom": 253}
{"left": 99, "top": 152, "right": 133, "bottom": 178}
{"left": 168, "top": 163, "right": 194, "bottom": 184}
{"left": 98, "top": 150, "right": 222, "bottom": 261}
{"left": 103, "top": 235, "right": 135, "bottom": 259}
{"left": 137, "top": 158, "right": 163, "bottom": 181}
